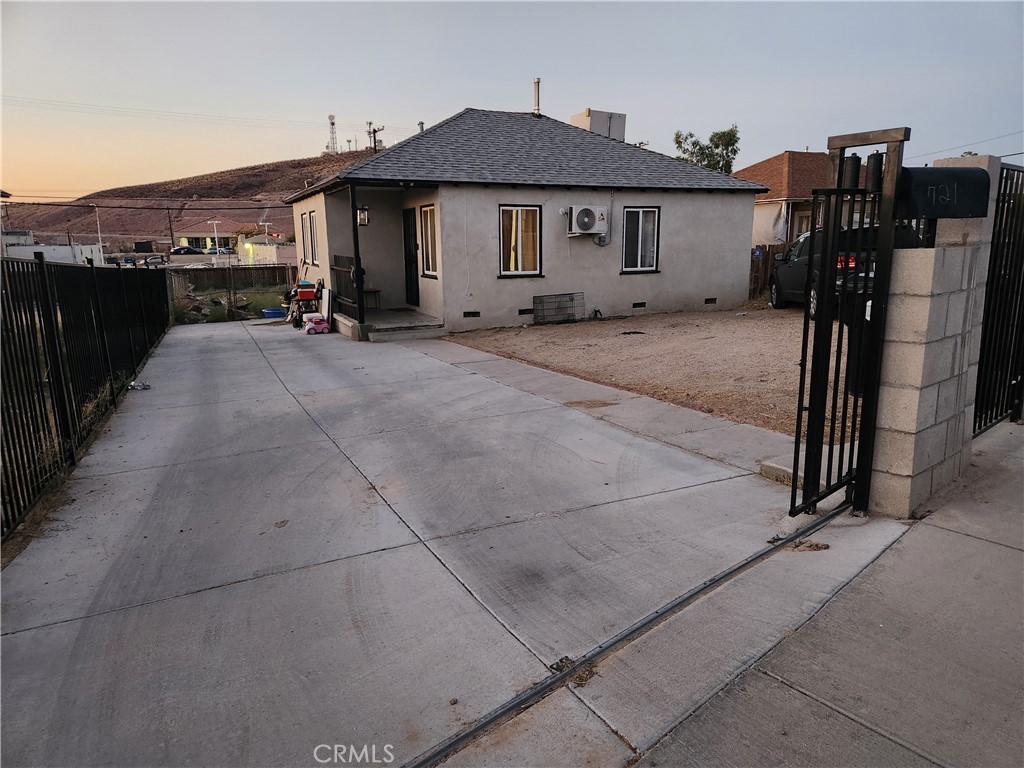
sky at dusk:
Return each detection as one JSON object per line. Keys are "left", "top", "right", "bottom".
{"left": 2, "top": 1, "right": 1022, "bottom": 200}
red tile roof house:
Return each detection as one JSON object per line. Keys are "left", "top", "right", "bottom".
{"left": 732, "top": 150, "right": 834, "bottom": 247}
{"left": 285, "top": 108, "right": 767, "bottom": 338}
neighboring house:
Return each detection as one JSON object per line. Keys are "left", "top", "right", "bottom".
{"left": 733, "top": 150, "right": 834, "bottom": 246}
{"left": 174, "top": 216, "right": 251, "bottom": 250}
{"left": 286, "top": 108, "right": 766, "bottom": 335}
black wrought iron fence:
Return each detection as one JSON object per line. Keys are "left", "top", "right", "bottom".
{"left": 168, "top": 264, "right": 296, "bottom": 323}
{"left": 974, "top": 163, "right": 1024, "bottom": 434}
{"left": 1, "top": 255, "right": 169, "bottom": 540}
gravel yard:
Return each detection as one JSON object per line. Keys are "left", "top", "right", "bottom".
{"left": 449, "top": 301, "right": 807, "bottom": 437}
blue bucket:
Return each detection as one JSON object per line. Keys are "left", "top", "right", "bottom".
{"left": 262, "top": 308, "right": 286, "bottom": 318}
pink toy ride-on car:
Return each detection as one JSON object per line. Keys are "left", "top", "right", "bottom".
{"left": 304, "top": 317, "right": 330, "bottom": 335}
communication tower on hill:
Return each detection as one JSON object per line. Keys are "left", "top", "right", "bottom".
{"left": 326, "top": 114, "right": 338, "bottom": 154}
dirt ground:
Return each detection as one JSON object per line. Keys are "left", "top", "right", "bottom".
{"left": 450, "top": 298, "right": 807, "bottom": 437}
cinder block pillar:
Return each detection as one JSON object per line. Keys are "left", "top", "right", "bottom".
{"left": 869, "top": 154, "right": 1000, "bottom": 517}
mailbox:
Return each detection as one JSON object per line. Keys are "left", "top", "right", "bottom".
{"left": 895, "top": 167, "right": 990, "bottom": 219}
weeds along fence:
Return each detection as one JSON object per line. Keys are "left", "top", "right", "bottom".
{"left": 1, "top": 255, "right": 170, "bottom": 540}
{"left": 749, "top": 243, "right": 789, "bottom": 299}
{"left": 168, "top": 264, "right": 297, "bottom": 323}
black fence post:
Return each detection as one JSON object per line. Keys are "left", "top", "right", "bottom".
{"left": 117, "top": 263, "right": 138, "bottom": 371}
{"left": 134, "top": 262, "right": 152, "bottom": 350}
{"left": 33, "top": 253, "right": 77, "bottom": 466}
{"left": 228, "top": 259, "right": 235, "bottom": 321}
{"left": 86, "top": 258, "right": 117, "bottom": 407}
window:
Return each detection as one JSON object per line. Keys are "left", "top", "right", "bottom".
{"left": 300, "top": 213, "right": 309, "bottom": 263}
{"left": 421, "top": 205, "right": 437, "bottom": 275}
{"left": 499, "top": 206, "right": 541, "bottom": 276}
{"left": 622, "top": 208, "right": 659, "bottom": 272}
{"left": 309, "top": 211, "right": 319, "bottom": 265}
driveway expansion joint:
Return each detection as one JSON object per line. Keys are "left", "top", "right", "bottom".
{"left": 755, "top": 668, "right": 953, "bottom": 768}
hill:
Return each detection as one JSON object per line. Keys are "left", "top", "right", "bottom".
{"left": 3, "top": 150, "right": 374, "bottom": 247}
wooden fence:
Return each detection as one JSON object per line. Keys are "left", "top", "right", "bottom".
{"left": 748, "top": 243, "right": 789, "bottom": 299}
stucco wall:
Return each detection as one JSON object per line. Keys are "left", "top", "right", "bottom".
{"left": 438, "top": 185, "right": 755, "bottom": 332}
{"left": 291, "top": 193, "right": 332, "bottom": 287}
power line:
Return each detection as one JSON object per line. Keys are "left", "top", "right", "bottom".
{"left": 905, "top": 130, "right": 1024, "bottom": 160}
{"left": 5, "top": 201, "right": 293, "bottom": 210}
{"left": 2, "top": 95, "right": 420, "bottom": 134}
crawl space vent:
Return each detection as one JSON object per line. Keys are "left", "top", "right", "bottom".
{"left": 533, "top": 292, "right": 585, "bottom": 325}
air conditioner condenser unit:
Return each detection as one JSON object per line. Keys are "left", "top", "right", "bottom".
{"left": 567, "top": 205, "right": 608, "bottom": 236}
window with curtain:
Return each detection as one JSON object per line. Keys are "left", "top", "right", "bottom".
{"left": 622, "top": 208, "right": 659, "bottom": 272}
{"left": 499, "top": 206, "right": 541, "bottom": 275}
{"left": 300, "top": 213, "right": 309, "bottom": 263}
{"left": 421, "top": 205, "right": 437, "bottom": 275}
{"left": 309, "top": 211, "right": 319, "bottom": 264}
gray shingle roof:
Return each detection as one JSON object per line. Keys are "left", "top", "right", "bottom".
{"left": 287, "top": 109, "right": 766, "bottom": 201}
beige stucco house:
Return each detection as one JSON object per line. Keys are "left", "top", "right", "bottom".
{"left": 285, "top": 108, "right": 766, "bottom": 337}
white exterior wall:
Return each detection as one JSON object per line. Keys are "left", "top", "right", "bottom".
{"left": 242, "top": 243, "right": 295, "bottom": 265}
{"left": 6, "top": 244, "right": 102, "bottom": 263}
{"left": 438, "top": 185, "right": 755, "bottom": 332}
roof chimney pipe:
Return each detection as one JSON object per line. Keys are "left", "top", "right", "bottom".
{"left": 533, "top": 77, "right": 541, "bottom": 117}
{"left": 418, "top": 121, "right": 424, "bottom": 132}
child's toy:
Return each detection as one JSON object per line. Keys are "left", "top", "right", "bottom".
{"left": 304, "top": 316, "right": 330, "bottom": 334}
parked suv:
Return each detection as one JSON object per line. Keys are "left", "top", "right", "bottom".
{"left": 769, "top": 225, "right": 922, "bottom": 319}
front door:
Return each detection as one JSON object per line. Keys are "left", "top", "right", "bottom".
{"left": 403, "top": 208, "right": 420, "bottom": 307}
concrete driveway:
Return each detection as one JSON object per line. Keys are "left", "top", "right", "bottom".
{"left": 1, "top": 322, "right": 907, "bottom": 767}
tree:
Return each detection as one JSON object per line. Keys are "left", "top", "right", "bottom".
{"left": 674, "top": 124, "right": 741, "bottom": 174}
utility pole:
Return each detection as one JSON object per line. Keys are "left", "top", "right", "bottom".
{"left": 366, "top": 121, "right": 385, "bottom": 154}
{"left": 167, "top": 209, "right": 176, "bottom": 260}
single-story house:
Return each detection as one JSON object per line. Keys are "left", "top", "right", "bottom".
{"left": 174, "top": 216, "right": 251, "bottom": 251}
{"left": 285, "top": 108, "right": 767, "bottom": 335}
{"left": 733, "top": 150, "right": 833, "bottom": 246}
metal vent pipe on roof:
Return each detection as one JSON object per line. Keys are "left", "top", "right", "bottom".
{"left": 418, "top": 121, "right": 424, "bottom": 132}
{"left": 533, "top": 78, "right": 541, "bottom": 116}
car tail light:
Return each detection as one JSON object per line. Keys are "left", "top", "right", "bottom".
{"left": 837, "top": 255, "right": 857, "bottom": 270}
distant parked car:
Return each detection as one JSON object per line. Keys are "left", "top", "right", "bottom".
{"left": 123, "top": 256, "right": 137, "bottom": 265}
{"left": 104, "top": 256, "right": 119, "bottom": 265}
{"left": 145, "top": 256, "right": 164, "bottom": 265}
{"left": 206, "top": 247, "right": 236, "bottom": 255}
{"left": 170, "top": 246, "right": 204, "bottom": 256}
{"left": 769, "top": 224, "right": 924, "bottom": 319}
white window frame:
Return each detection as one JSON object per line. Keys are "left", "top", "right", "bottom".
{"left": 621, "top": 207, "right": 660, "bottom": 272}
{"left": 498, "top": 205, "right": 542, "bottom": 276}
{"left": 300, "top": 213, "right": 309, "bottom": 264}
{"left": 420, "top": 205, "right": 437, "bottom": 276}
{"left": 309, "top": 211, "right": 319, "bottom": 265}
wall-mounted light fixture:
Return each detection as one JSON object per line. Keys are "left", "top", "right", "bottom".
{"left": 357, "top": 206, "right": 370, "bottom": 226}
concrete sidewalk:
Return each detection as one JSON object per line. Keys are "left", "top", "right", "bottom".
{"left": 637, "top": 420, "right": 1023, "bottom": 768}
{"left": 445, "top": 422, "right": 1021, "bottom": 767}
{"left": 2, "top": 322, "right": 1011, "bottom": 768}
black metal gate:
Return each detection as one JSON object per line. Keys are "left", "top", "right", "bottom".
{"left": 330, "top": 254, "right": 365, "bottom": 324}
{"left": 973, "top": 163, "right": 1024, "bottom": 435}
{"left": 789, "top": 129, "right": 911, "bottom": 516}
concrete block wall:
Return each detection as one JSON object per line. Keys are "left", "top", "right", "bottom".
{"left": 869, "top": 154, "right": 1000, "bottom": 517}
